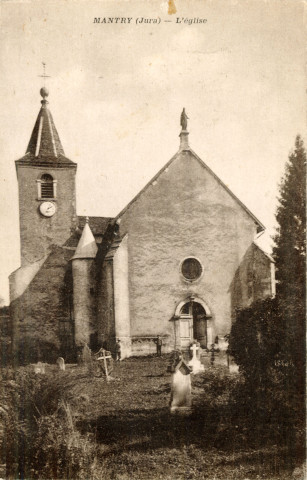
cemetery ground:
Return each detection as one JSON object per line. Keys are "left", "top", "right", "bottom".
{"left": 1, "top": 355, "right": 301, "bottom": 480}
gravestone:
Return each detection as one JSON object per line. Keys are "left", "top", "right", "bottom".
{"left": 82, "top": 344, "right": 93, "bottom": 373}
{"left": 188, "top": 343, "right": 204, "bottom": 374}
{"left": 34, "top": 362, "right": 45, "bottom": 374}
{"left": 82, "top": 344, "right": 92, "bottom": 364}
{"left": 169, "top": 352, "right": 193, "bottom": 413}
{"left": 56, "top": 357, "right": 65, "bottom": 371}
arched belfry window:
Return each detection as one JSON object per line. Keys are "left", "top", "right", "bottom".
{"left": 37, "top": 174, "right": 57, "bottom": 199}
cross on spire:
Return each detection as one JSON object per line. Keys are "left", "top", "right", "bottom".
{"left": 38, "top": 62, "right": 51, "bottom": 86}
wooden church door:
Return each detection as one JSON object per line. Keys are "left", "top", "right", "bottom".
{"left": 179, "top": 301, "right": 207, "bottom": 348}
{"left": 179, "top": 302, "right": 193, "bottom": 347}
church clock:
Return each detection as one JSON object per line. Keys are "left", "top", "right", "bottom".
{"left": 15, "top": 87, "right": 77, "bottom": 264}
{"left": 39, "top": 201, "right": 56, "bottom": 217}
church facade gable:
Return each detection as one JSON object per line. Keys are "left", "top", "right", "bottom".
{"left": 114, "top": 148, "right": 266, "bottom": 355}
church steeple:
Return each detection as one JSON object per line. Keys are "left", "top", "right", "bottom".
{"left": 15, "top": 87, "right": 77, "bottom": 265}
{"left": 26, "top": 87, "right": 65, "bottom": 159}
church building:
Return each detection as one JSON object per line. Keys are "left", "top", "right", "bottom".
{"left": 9, "top": 88, "right": 275, "bottom": 361}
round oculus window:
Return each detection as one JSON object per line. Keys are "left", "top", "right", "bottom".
{"left": 181, "top": 257, "right": 202, "bottom": 281}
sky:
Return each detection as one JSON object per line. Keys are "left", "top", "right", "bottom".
{"left": 0, "top": 0, "right": 305, "bottom": 304}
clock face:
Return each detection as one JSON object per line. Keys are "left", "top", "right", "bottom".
{"left": 39, "top": 201, "right": 56, "bottom": 217}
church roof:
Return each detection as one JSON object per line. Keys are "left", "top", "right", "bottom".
{"left": 63, "top": 216, "right": 114, "bottom": 249}
{"left": 77, "top": 216, "right": 114, "bottom": 235}
{"left": 115, "top": 126, "right": 265, "bottom": 233}
{"left": 252, "top": 241, "right": 274, "bottom": 263}
{"left": 72, "top": 217, "right": 98, "bottom": 259}
{"left": 16, "top": 88, "right": 76, "bottom": 167}
{"left": 104, "top": 235, "right": 126, "bottom": 260}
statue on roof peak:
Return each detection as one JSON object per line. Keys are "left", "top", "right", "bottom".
{"left": 180, "top": 108, "right": 189, "bottom": 131}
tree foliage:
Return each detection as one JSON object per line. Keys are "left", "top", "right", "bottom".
{"left": 273, "top": 135, "right": 306, "bottom": 387}
{"left": 229, "top": 298, "right": 282, "bottom": 378}
{"left": 228, "top": 137, "right": 306, "bottom": 457}
{"left": 273, "top": 136, "right": 306, "bottom": 297}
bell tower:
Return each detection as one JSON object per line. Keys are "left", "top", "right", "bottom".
{"left": 15, "top": 87, "right": 77, "bottom": 265}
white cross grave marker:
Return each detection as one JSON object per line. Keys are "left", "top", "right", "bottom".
{"left": 190, "top": 343, "right": 199, "bottom": 359}
{"left": 188, "top": 343, "right": 204, "bottom": 374}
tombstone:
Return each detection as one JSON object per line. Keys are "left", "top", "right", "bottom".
{"left": 188, "top": 343, "right": 204, "bottom": 374}
{"left": 82, "top": 343, "right": 93, "bottom": 373}
{"left": 82, "top": 343, "right": 92, "bottom": 364}
{"left": 169, "top": 352, "right": 193, "bottom": 413}
{"left": 56, "top": 357, "right": 65, "bottom": 371}
{"left": 34, "top": 362, "right": 45, "bottom": 374}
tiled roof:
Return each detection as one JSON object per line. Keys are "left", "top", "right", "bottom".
{"left": 72, "top": 220, "right": 98, "bottom": 259}
{"left": 77, "top": 216, "right": 114, "bottom": 235}
{"left": 27, "top": 98, "right": 63, "bottom": 157}
{"left": 252, "top": 241, "right": 274, "bottom": 262}
{"left": 64, "top": 216, "right": 114, "bottom": 248}
{"left": 15, "top": 152, "right": 76, "bottom": 167}
{"left": 16, "top": 91, "right": 76, "bottom": 166}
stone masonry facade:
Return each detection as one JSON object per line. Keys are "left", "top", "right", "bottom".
{"left": 9, "top": 93, "right": 275, "bottom": 362}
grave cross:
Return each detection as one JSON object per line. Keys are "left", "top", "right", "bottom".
{"left": 190, "top": 343, "right": 199, "bottom": 360}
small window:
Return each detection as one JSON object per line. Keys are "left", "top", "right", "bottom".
{"left": 37, "top": 174, "right": 57, "bottom": 199}
{"left": 181, "top": 257, "right": 203, "bottom": 281}
{"left": 180, "top": 303, "right": 190, "bottom": 315}
{"left": 41, "top": 174, "right": 54, "bottom": 198}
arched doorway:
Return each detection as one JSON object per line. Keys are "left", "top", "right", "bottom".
{"left": 174, "top": 297, "right": 212, "bottom": 349}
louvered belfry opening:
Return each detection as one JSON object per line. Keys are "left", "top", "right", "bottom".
{"left": 41, "top": 173, "right": 54, "bottom": 198}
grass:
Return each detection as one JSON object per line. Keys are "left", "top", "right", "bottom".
{"left": 2, "top": 355, "right": 300, "bottom": 479}
{"left": 66, "top": 356, "right": 294, "bottom": 479}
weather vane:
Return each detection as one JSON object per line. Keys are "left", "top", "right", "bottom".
{"left": 38, "top": 62, "right": 51, "bottom": 86}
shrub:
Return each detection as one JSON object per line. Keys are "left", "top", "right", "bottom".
{"left": 192, "top": 368, "right": 247, "bottom": 448}
{"left": 1, "top": 366, "right": 98, "bottom": 479}
{"left": 30, "top": 402, "right": 97, "bottom": 479}
{"left": 228, "top": 298, "right": 305, "bottom": 460}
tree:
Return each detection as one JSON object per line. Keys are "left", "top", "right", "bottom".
{"left": 273, "top": 135, "right": 306, "bottom": 389}
{"left": 229, "top": 137, "right": 306, "bottom": 458}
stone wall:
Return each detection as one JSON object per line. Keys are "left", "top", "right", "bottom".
{"left": 117, "top": 150, "right": 259, "bottom": 351}
{"left": 16, "top": 164, "right": 77, "bottom": 266}
{"left": 98, "top": 235, "right": 131, "bottom": 358}
{"left": 10, "top": 246, "right": 74, "bottom": 362}
{"left": 10, "top": 161, "right": 77, "bottom": 361}
{"left": 230, "top": 243, "right": 274, "bottom": 319}
{"left": 113, "top": 235, "right": 131, "bottom": 358}
{"left": 72, "top": 258, "right": 97, "bottom": 348}
{"left": 97, "top": 254, "right": 116, "bottom": 353}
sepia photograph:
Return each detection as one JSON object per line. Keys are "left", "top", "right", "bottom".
{"left": 0, "top": 0, "right": 305, "bottom": 478}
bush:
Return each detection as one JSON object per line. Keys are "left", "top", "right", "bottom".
{"left": 192, "top": 368, "right": 247, "bottom": 448}
{"left": 228, "top": 298, "right": 305, "bottom": 460}
{"left": 30, "top": 402, "right": 97, "bottom": 479}
{"left": 1, "top": 366, "right": 99, "bottom": 479}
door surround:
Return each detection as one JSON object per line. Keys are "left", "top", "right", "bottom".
{"left": 173, "top": 296, "right": 213, "bottom": 349}
{"left": 174, "top": 296, "right": 212, "bottom": 318}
